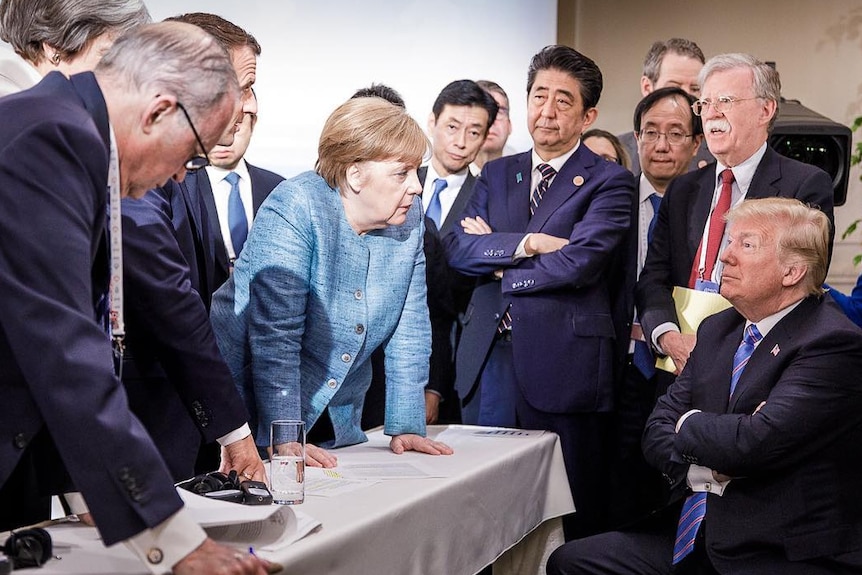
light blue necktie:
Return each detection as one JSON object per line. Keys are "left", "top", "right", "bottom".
{"left": 672, "top": 323, "right": 762, "bottom": 564}
{"left": 426, "top": 178, "right": 447, "bottom": 229}
{"left": 225, "top": 171, "right": 248, "bottom": 257}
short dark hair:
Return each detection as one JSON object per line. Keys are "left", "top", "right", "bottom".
{"left": 431, "top": 79, "right": 499, "bottom": 127}
{"left": 633, "top": 86, "right": 702, "bottom": 135}
{"left": 351, "top": 83, "right": 405, "bottom": 108}
{"left": 642, "top": 38, "right": 705, "bottom": 83}
{"left": 527, "top": 45, "right": 603, "bottom": 110}
{"left": 167, "top": 12, "right": 260, "bottom": 56}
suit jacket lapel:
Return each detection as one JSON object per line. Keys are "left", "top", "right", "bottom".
{"left": 687, "top": 167, "right": 716, "bottom": 257}
{"left": 440, "top": 172, "right": 476, "bottom": 234}
{"left": 729, "top": 297, "right": 814, "bottom": 411}
{"left": 247, "top": 162, "right": 268, "bottom": 214}
{"left": 526, "top": 146, "right": 591, "bottom": 232}
{"left": 747, "top": 147, "right": 781, "bottom": 200}
{"left": 505, "top": 153, "right": 532, "bottom": 232}
{"left": 69, "top": 72, "right": 110, "bottom": 151}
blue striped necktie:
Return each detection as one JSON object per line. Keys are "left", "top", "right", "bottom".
{"left": 672, "top": 323, "right": 762, "bottom": 564}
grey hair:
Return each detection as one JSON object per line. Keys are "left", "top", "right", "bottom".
{"left": 0, "top": 0, "right": 150, "bottom": 63}
{"left": 95, "top": 21, "right": 239, "bottom": 122}
{"left": 642, "top": 38, "right": 705, "bottom": 84}
{"left": 699, "top": 53, "right": 781, "bottom": 131}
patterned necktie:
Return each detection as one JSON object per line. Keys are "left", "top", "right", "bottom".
{"left": 673, "top": 322, "right": 761, "bottom": 564}
{"left": 426, "top": 178, "right": 447, "bottom": 230}
{"left": 530, "top": 163, "right": 556, "bottom": 216}
{"left": 688, "top": 169, "right": 734, "bottom": 288}
{"left": 225, "top": 171, "right": 248, "bottom": 258}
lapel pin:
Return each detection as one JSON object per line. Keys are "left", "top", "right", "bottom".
{"left": 516, "top": 172, "right": 523, "bottom": 183}
{"left": 770, "top": 344, "right": 780, "bottom": 356}
{"left": 573, "top": 175, "right": 585, "bottom": 186}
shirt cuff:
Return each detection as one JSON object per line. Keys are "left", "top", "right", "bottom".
{"left": 651, "top": 322, "right": 680, "bottom": 354}
{"left": 686, "top": 464, "right": 731, "bottom": 496}
{"left": 63, "top": 492, "right": 89, "bottom": 515}
{"left": 217, "top": 423, "right": 252, "bottom": 447}
{"left": 125, "top": 507, "right": 207, "bottom": 574}
{"left": 513, "top": 234, "right": 532, "bottom": 260}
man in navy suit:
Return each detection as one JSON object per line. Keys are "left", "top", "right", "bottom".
{"left": 636, "top": 53, "right": 834, "bottom": 392}
{"left": 0, "top": 22, "right": 270, "bottom": 574}
{"left": 445, "top": 45, "right": 636, "bottom": 538}
{"left": 421, "top": 79, "right": 498, "bottom": 424}
{"left": 548, "top": 198, "right": 862, "bottom": 574}
{"left": 121, "top": 13, "right": 281, "bottom": 481}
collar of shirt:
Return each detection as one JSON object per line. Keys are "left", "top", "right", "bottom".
{"left": 744, "top": 298, "right": 804, "bottom": 346}
{"left": 421, "top": 163, "right": 468, "bottom": 220}
{"left": 530, "top": 142, "right": 579, "bottom": 190}
{"left": 714, "top": 141, "right": 768, "bottom": 202}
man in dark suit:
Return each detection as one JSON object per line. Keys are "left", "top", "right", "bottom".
{"left": 0, "top": 22, "right": 270, "bottom": 574}
{"left": 421, "top": 79, "right": 498, "bottom": 424}
{"left": 609, "top": 87, "right": 703, "bottom": 526}
{"left": 548, "top": 198, "right": 862, "bottom": 574}
{"left": 121, "top": 13, "right": 278, "bottom": 482}
{"left": 201, "top": 111, "right": 284, "bottom": 290}
{"left": 636, "top": 53, "right": 834, "bottom": 392}
{"left": 618, "top": 38, "right": 713, "bottom": 174}
{"left": 445, "top": 46, "right": 636, "bottom": 538}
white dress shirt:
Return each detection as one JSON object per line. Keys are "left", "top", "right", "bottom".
{"left": 206, "top": 161, "right": 254, "bottom": 262}
{"left": 421, "top": 163, "right": 468, "bottom": 227}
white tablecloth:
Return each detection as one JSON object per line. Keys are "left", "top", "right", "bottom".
{"left": 40, "top": 425, "right": 574, "bottom": 575}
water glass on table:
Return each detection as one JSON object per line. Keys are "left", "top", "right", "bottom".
{"left": 270, "top": 420, "right": 305, "bottom": 504}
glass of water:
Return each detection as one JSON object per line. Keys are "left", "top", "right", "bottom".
{"left": 270, "top": 420, "right": 305, "bottom": 504}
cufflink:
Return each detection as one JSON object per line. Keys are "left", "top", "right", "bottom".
{"left": 146, "top": 547, "right": 164, "bottom": 564}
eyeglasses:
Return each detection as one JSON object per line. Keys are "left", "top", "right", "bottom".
{"left": 638, "top": 128, "right": 693, "bottom": 146}
{"left": 691, "top": 96, "right": 758, "bottom": 116}
{"left": 176, "top": 102, "right": 210, "bottom": 171}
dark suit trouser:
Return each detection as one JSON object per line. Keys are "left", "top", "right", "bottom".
{"left": 461, "top": 335, "right": 518, "bottom": 427}
{"left": 0, "top": 429, "right": 67, "bottom": 531}
{"left": 608, "top": 359, "right": 667, "bottom": 528}
{"left": 546, "top": 504, "right": 718, "bottom": 575}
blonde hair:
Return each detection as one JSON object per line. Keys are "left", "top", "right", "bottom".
{"left": 725, "top": 198, "right": 830, "bottom": 296}
{"left": 316, "top": 97, "right": 428, "bottom": 190}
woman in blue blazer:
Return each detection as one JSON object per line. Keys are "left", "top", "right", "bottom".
{"left": 211, "top": 98, "right": 452, "bottom": 465}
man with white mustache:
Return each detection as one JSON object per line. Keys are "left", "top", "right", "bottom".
{"left": 635, "top": 53, "right": 834, "bottom": 395}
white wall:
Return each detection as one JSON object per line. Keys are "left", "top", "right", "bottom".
{"left": 144, "top": 0, "right": 557, "bottom": 178}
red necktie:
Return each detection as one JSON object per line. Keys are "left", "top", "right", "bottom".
{"left": 688, "top": 169, "right": 734, "bottom": 288}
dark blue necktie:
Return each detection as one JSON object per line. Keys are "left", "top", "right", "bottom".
{"left": 673, "top": 323, "right": 762, "bottom": 564}
{"left": 426, "top": 178, "right": 447, "bottom": 229}
{"left": 225, "top": 171, "right": 248, "bottom": 257}
{"left": 647, "top": 192, "right": 662, "bottom": 243}
{"left": 633, "top": 193, "right": 664, "bottom": 379}
{"left": 530, "top": 163, "right": 556, "bottom": 216}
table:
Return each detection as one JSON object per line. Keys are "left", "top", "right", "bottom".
{"left": 39, "top": 425, "right": 575, "bottom": 575}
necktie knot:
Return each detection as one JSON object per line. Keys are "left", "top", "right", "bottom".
{"left": 743, "top": 323, "right": 762, "bottom": 346}
{"left": 432, "top": 178, "right": 448, "bottom": 195}
{"left": 225, "top": 171, "right": 240, "bottom": 186}
{"left": 720, "top": 168, "right": 735, "bottom": 186}
{"left": 537, "top": 163, "right": 556, "bottom": 181}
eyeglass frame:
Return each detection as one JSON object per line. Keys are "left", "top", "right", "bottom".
{"left": 691, "top": 96, "right": 759, "bottom": 117}
{"left": 637, "top": 128, "right": 694, "bottom": 146}
{"left": 176, "top": 102, "right": 210, "bottom": 171}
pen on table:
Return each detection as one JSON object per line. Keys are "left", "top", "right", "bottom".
{"left": 249, "top": 546, "right": 284, "bottom": 574}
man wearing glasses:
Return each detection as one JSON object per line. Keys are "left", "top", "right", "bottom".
{"left": 610, "top": 86, "right": 703, "bottom": 526}
{"left": 0, "top": 22, "right": 272, "bottom": 574}
{"left": 635, "top": 53, "right": 834, "bottom": 392}
{"left": 119, "top": 13, "right": 271, "bottom": 484}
